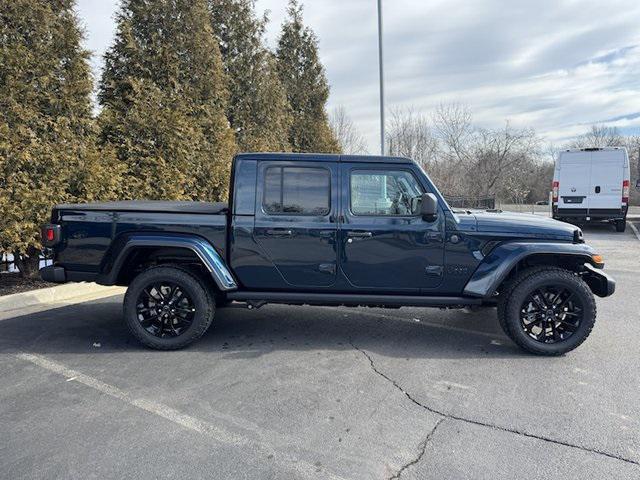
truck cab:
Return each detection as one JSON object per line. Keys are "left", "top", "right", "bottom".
{"left": 41, "top": 153, "right": 615, "bottom": 355}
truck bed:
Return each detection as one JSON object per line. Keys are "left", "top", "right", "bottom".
{"left": 51, "top": 201, "right": 229, "bottom": 280}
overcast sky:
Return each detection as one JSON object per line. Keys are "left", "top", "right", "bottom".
{"left": 76, "top": 0, "right": 640, "bottom": 153}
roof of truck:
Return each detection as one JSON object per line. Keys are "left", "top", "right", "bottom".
{"left": 561, "top": 147, "right": 627, "bottom": 153}
{"left": 234, "top": 152, "right": 414, "bottom": 164}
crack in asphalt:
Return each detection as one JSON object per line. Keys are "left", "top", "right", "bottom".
{"left": 349, "top": 340, "right": 640, "bottom": 468}
{"left": 389, "top": 418, "right": 445, "bottom": 480}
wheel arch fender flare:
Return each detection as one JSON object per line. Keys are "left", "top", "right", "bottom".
{"left": 98, "top": 233, "right": 237, "bottom": 291}
{"left": 463, "top": 242, "right": 597, "bottom": 299}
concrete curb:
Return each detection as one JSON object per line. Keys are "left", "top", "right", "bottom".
{"left": 0, "top": 282, "right": 125, "bottom": 316}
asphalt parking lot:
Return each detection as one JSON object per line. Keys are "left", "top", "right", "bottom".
{"left": 1, "top": 224, "right": 639, "bottom": 479}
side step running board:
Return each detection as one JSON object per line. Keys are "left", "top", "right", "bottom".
{"left": 225, "top": 291, "right": 483, "bottom": 308}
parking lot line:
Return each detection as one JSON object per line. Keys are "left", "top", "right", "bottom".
{"left": 629, "top": 222, "right": 640, "bottom": 242}
{"left": 16, "top": 352, "right": 249, "bottom": 446}
{"left": 14, "top": 352, "right": 350, "bottom": 480}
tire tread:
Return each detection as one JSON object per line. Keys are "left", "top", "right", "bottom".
{"left": 497, "top": 266, "right": 596, "bottom": 355}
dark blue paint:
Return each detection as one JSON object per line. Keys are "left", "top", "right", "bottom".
{"left": 463, "top": 241, "right": 595, "bottom": 298}
{"left": 101, "top": 233, "right": 236, "bottom": 290}
{"left": 44, "top": 153, "right": 612, "bottom": 303}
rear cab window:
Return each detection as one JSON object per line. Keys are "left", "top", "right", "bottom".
{"left": 263, "top": 166, "right": 331, "bottom": 216}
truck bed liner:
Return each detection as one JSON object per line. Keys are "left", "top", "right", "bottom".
{"left": 55, "top": 200, "right": 228, "bottom": 214}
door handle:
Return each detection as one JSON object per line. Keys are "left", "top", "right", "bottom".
{"left": 265, "top": 229, "right": 293, "bottom": 236}
{"left": 318, "top": 263, "right": 336, "bottom": 274}
{"left": 424, "top": 231, "right": 444, "bottom": 241}
{"left": 347, "top": 231, "right": 372, "bottom": 238}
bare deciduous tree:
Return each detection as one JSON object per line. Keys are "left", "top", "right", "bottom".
{"left": 384, "top": 104, "right": 545, "bottom": 202}
{"left": 386, "top": 107, "right": 438, "bottom": 168}
{"left": 329, "top": 106, "right": 368, "bottom": 154}
{"left": 570, "top": 125, "right": 623, "bottom": 148}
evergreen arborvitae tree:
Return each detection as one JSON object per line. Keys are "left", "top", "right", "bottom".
{"left": 99, "top": 0, "right": 236, "bottom": 201}
{"left": 209, "top": 0, "right": 291, "bottom": 152}
{"left": 0, "top": 0, "right": 120, "bottom": 278}
{"left": 276, "top": 0, "right": 340, "bottom": 153}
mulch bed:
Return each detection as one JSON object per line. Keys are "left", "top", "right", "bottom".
{"left": 0, "top": 272, "right": 57, "bottom": 297}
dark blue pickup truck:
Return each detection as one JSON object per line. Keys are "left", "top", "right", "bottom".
{"left": 41, "top": 153, "right": 615, "bottom": 355}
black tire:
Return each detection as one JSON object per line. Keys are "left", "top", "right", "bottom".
{"left": 499, "top": 267, "right": 596, "bottom": 355}
{"left": 615, "top": 219, "right": 626, "bottom": 232}
{"left": 123, "top": 265, "right": 215, "bottom": 350}
{"left": 497, "top": 266, "right": 554, "bottom": 339}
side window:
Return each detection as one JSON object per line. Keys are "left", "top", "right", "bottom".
{"left": 351, "top": 170, "right": 424, "bottom": 216}
{"left": 263, "top": 166, "right": 331, "bottom": 215}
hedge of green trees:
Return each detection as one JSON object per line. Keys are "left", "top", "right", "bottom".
{"left": 0, "top": 0, "right": 339, "bottom": 277}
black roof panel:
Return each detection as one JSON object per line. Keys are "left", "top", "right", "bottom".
{"left": 235, "top": 152, "right": 413, "bottom": 164}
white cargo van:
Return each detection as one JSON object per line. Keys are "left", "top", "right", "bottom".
{"left": 552, "top": 147, "right": 630, "bottom": 232}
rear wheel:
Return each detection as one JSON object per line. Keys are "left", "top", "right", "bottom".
{"left": 498, "top": 267, "right": 596, "bottom": 355}
{"left": 123, "top": 265, "right": 215, "bottom": 350}
{"left": 615, "top": 219, "right": 626, "bottom": 232}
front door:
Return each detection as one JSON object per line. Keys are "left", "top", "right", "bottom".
{"left": 253, "top": 160, "right": 339, "bottom": 288}
{"left": 339, "top": 163, "right": 445, "bottom": 292}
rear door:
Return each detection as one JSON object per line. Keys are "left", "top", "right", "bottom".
{"left": 588, "top": 150, "right": 625, "bottom": 210}
{"left": 557, "top": 151, "right": 591, "bottom": 211}
{"left": 253, "top": 160, "right": 339, "bottom": 288}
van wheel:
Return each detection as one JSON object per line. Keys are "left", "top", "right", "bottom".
{"left": 498, "top": 267, "right": 596, "bottom": 356}
{"left": 123, "top": 265, "right": 215, "bottom": 350}
{"left": 615, "top": 219, "right": 626, "bottom": 232}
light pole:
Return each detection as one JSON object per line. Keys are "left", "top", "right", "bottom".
{"left": 377, "top": 0, "right": 385, "bottom": 155}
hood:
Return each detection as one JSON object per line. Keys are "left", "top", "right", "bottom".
{"left": 459, "top": 210, "right": 579, "bottom": 241}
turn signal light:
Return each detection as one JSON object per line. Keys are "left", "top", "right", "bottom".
{"left": 591, "top": 254, "right": 604, "bottom": 266}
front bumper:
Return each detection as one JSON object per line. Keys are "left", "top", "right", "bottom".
{"left": 583, "top": 263, "right": 615, "bottom": 297}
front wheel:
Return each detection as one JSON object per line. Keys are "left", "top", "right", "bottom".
{"left": 499, "top": 268, "right": 596, "bottom": 355}
{"left": 123, "top": 265, "right": 215, "bottom": 350}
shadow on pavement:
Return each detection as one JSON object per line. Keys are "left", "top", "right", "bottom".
{"left": 0, "top": 294, "right": 530, "bottom": 360}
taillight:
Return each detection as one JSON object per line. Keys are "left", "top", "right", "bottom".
{"left": 622, "top": 179, "right": 629, "bottom": 204}
{"left": 552, "top": 181, "right": 559, "bottom": 203}
{"left": 41, "top": 224, "right": 61, "bottom": 247}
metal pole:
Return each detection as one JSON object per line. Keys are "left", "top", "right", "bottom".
{"left": 377, "top": 0, "right": 385, "bottom": 155}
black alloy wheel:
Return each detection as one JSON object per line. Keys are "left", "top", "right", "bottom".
{"left": 498, "top": 267, "right": 596, "bottom": 356}
{"left": 136, "top": 282, "right": 196, "bottom": 338}
{"left": 519, "top": 285, "right": 582, "bottom": 344}
{"left": 123, "top": 266, "right": 215, "bottom": 350}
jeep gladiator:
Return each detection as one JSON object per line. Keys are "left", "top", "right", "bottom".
{"left": 41, "top": 153, "right": 615, "bottom": 355}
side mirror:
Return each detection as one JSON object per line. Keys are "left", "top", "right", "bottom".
{"left": 420, "top": 193, "right": 438, "bottom": 221}
{"left": 636, "top": 178, "right": 640, "bottom": 190}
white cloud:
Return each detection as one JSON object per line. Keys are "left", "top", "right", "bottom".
{"left": 76, "top": 0, "right": 640, "bottom": 152}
